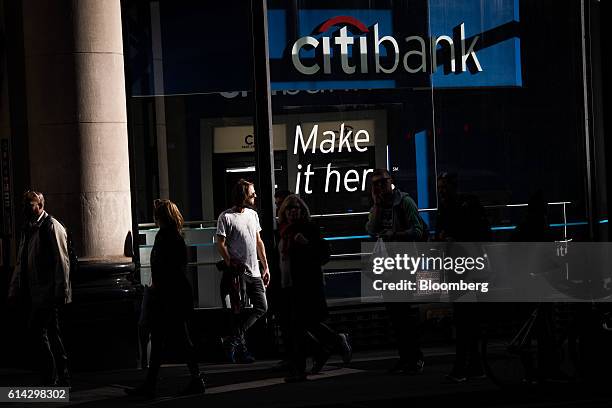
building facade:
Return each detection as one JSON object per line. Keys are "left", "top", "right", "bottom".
{"left": 1, "top": 0, "right": 610, "bottom": 310}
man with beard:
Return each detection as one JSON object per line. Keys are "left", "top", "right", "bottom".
{"left": 217, "top": 179, "right": 270, "bottom": 363}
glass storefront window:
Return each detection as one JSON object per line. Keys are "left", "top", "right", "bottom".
{"left": 431, "top": 0, "right": 590, "bottom": 242}
{"left": 123, "top": 0, "right": 596, "bottom": 308}
{"left": 123, "top": 0, "right": 259, "bottom": 308}
{"left": 267, "top": 0, "right": 436, "bottom": 303}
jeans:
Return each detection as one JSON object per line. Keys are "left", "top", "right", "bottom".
{"left": 233, "top": 275, "right": 268, "bottom": 340}
{"left": 236, "top": 275, "right": 268, "bottom": 338}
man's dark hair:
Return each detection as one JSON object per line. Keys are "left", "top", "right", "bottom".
{"left": 232, "top": 179, "right": 254, "bottom": 208}
{"left": 371, "top": 168, "right": 391, "bottom": 180}
{"left": 274, "top": 189, "right": 292, "bottom": 201}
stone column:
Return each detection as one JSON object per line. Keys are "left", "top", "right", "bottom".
{"left": 22, "top": 0, "right": 132, "bottom": 260}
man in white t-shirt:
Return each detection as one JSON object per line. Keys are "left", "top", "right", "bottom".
{"left": 216, "top": 179, "right": 270, "bottom": 363}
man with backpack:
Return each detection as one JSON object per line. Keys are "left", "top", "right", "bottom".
{"left": 366, "top": 169, "right": 427, "bottom": 374}
{"left": 366, "top": 169, "right": 426, "bottom": 242}
{"left": 8, "top": 190, "right": 72, "bottom": 387}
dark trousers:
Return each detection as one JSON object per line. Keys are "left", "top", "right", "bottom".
{"left": 30, "top": 305, "right": 70, "bottom": 386}
{"left": 283, "top": 288, "right": 339, "bottom": 374}
{"left": 267, "top": 282, "right": 292, "bottom": 360}
{"left": 137, "top": 286, "right": 154, "bottom": 368}
{"left": 386, "top": 303, "right": 423, "bottom": 364}
{"left": 533, "top": 303, "right": 559, "bottom": 377}
{"left": 146, "top": 319, "right": 200, "bottom": 386}
{"left": 452, "top": 303, "right": 482, "bottom": 375}
{"left": 231, "top": 275, "right": 268, "bottom": 340}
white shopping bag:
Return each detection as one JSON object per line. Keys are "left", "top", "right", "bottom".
{"left": 365, "top": 237, "right": 388, "bottom": 282}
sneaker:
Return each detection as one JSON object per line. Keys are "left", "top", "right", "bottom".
{"left": 178, "top": 374, "right": 206, "bottom": 396}
{"left": 222, "top": 336, "right": 240, "bottom": 363}
{"left": 237, "top": 348, "right": 256, "bottom": 364}
{"left": 235, "top": 338, "right": 255, "bottom": 364}
{"left": 311, "top": 351, "right": 331, "bottom": 374}
{"left": 125, "top": 383, "right": 155, "bottom": 399}
{"left": 339, "top": 333, "right": 352, "bottom": 364}
{"left": 403, "top": 359, "right": 425, "bottom": 375}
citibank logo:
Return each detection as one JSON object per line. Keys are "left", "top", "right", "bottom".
{"left": 291, "top": 15, "right": 482, "bottom": 76}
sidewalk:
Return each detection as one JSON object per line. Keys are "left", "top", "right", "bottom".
{"left": 1, "top": 347, "right": 611, "bottom": 407}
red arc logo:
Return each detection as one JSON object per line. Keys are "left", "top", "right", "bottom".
{"left": 317, "top": 16, "right": 369, "bottom": 33}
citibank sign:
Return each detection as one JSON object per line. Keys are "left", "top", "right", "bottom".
{"left": 290, "top": 16, "right": 482, "bottom": 76}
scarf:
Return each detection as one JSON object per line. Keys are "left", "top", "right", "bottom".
{"left": 279, "top": 221, "right": 305, "bottom": 255}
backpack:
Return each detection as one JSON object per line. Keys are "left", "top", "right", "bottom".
{"left": 417, "top": 212, "right": 430, "bottom": 242}
{"left": 398, "top": 191, "right": 429, "bottom": 242}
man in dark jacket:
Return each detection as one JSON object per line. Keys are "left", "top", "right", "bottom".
{"left": 366, "top": 169, "right": 426, "bottom": 374}
{"left": 366, "top": 170, "right": 424, "bottom": 242}
{"left": 8, "top": 191, "right": 71, "bottom": 386}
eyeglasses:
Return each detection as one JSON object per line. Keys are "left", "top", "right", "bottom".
{"left": 372, "top": 178, "right": 391, "bottom": 187}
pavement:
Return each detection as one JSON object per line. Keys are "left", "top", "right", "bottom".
{"left": 1, "top": 347, "right": 611, "bottom": 408}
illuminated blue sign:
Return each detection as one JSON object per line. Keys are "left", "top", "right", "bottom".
{"left": 269, "top": 0, "right": 522, "bottom": 90}
{"left": 129, "top": 0, "right": 522, "bottom": 96}
{"left": 429, "top": 0, "right": 521, "bottom": 87}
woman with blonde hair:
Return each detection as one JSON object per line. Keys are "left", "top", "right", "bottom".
{"left": 278, "top": 195, "right": 351, "bottom": 382}
{"left": 127, "top": 199, "right": 205, "bottom": 398}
